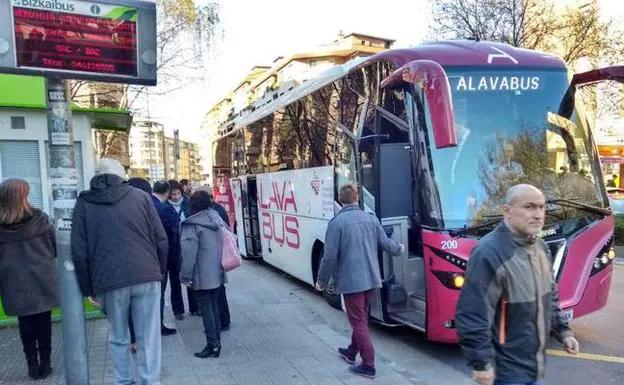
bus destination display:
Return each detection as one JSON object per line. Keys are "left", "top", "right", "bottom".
{"left": 12, "top": 2, "right": 138, "bottom": 77}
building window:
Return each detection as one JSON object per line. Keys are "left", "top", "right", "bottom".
{"left": 10, "top": 116, "right": 25, "bottom": 129}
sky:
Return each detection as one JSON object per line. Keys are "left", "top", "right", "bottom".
{"left": 140, "top": 0, "right": 624, "bottom": 143}
{"left": 141, "top": 0, "right": 432, "bottom": 142}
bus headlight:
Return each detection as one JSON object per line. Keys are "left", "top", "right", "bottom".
{"left": 591, "top": 244, "right": 615, "bottom": 276}
{"left": 594, "top": 258, "right": 602, "bottom": 270}
{"left": 433, "top": 271, "right": 465, "bottom": 290}
{"left": 453, "top": 275, "right": 465, "bottom": 288}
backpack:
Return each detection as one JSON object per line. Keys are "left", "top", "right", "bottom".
{"left": 220, "top": 225, "right": 242, "bottom": 272}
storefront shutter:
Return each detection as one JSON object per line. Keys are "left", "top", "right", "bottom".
{"left": 0, "top": 140, "right": 43, "bottom": 209}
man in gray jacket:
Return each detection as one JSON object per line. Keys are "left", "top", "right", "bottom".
{"left": 316, "top": 183, "right": 403, "bottom": 379}
{"left": 456, "top": 184, "right": 579, "bottom": 385}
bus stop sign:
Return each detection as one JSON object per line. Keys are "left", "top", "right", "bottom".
{"left": 0, "top": 0, "right": 157, "bottom": 85}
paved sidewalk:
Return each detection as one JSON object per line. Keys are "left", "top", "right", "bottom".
{"left": 0, "top": 261, "right": 422, "bottom": 385}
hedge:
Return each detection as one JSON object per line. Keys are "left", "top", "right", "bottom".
{"left": 615, "top": 214, "right": 624, "bottom": 246}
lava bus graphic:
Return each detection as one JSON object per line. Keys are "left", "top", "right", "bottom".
{"left": 212, "top": 40, "right": 623, "bottom": 343}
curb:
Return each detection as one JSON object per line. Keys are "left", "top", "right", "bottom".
{"left": 614, "top": 258, "right": 624, "bottom": 266}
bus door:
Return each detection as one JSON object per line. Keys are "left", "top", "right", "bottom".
{"left": 362, "top": 109, "right": 427, "bottom": 330}
{"left": 242, "top": 177, "right": 262, "bottom": 257}
{"left": 230, "top": 178, "right": 247, "bottom": 257}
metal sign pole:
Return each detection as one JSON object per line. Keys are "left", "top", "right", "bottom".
{"left": 45, "top": 77, "right": 89, "bottom": 385}
{"left": 174, "top": 129, "right": 180, "bottom": 179}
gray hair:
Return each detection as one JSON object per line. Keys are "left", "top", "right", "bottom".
{"left": 338, "top": 183, "right": 358, "bottom": 205}
{"left": 95, "top": 158, "right": 125, "bottom": 179}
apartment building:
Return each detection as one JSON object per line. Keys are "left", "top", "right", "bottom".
{"left": 199, "top": 32, "right": 395, "bottom": 175}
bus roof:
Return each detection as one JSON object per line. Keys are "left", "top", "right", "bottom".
{"left": 219, "top": 40, "right": 567, "bottom": 138}
{"left": 373, "top": 40, "right": 567, "bottom": 69}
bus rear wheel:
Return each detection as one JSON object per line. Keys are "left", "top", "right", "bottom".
{"left": 312, "top": 242, "right": 342, "bottom": 310}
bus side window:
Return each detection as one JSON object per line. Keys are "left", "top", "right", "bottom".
{"left": 335, "top": 132, "right": 357, "bottom": 193}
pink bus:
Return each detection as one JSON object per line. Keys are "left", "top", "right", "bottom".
{"left": 212, "top": 40, "right": 623, "bottom": 343}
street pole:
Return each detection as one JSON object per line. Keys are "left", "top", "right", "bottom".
{"left": 161, "top": 124, "right": 167, "bottom": 180}
{"left": 173, "top": 129, "right": 180, "bottom": 179}
{"left": 45, "top": 78, "right": 89, "bottom": 385}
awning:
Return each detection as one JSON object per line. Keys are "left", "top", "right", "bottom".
{"left": 74, "top": 107, "right": 133, "bottom": 132}
{"left": 601, "top": 156, "right": 624, "bottom": 164}
{"left": 0, "top": 74, "right": 132, "bottom": 132}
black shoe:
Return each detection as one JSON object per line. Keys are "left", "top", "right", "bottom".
{"left": 174, "top": 314, "right": 185, "bottom": 321}
{"left": 161, "top": 326, "right": 177, "bottom": 336}
{"left": 38, "top": 361, "right": 53, "bottom": 379}
{"left": 338, "top": 347, "right": 356, "bottom": 364}
{"left": 221, "top": 324, "right": 230, "bottom": 331}
{"left": 26, "top": 358, "right": 39, "bottom": 380}
{"left": 194, "top": 344, "right": 221, "bottom": 358}
{"left": 348, "top": 363, "right": 376, "bottom": 379}
{"left": 190, "top": 311, "right": 201, "bottom": 317}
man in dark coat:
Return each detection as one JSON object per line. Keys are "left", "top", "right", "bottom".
{"left": 152, "top": 180, "right": 184, "bottom": 329}
{"left": 71, "top": 159, "right": 168, "bottom": 385}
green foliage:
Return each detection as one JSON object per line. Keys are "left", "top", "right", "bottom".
{"left": 615, "top": 214, "right": 624, "bottom": 246}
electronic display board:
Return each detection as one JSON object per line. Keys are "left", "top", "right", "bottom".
{"left": 0, "top": 0, "right": 157, "bottom": 85}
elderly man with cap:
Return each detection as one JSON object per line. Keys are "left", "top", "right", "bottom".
{"left": 72, "top": 159, "right": 168, "bottom": 385}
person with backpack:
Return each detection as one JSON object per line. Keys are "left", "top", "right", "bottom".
{"left": 180, "top": 190, "right": 229, "bottom": 358}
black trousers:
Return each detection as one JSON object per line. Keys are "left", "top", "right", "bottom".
{"left": 189, "top": 285, "right": 230, "bottom": 327}
{"left": 161, "top": 266, "right": 185, "bottom": 325}
{"left": 195, "top": 289, "right": 221, "bottom": 345}
{"left": 17, "top": 311, "right": 52, "bottom": 363}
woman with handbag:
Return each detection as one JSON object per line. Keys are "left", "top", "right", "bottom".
{"left": 0, "top": 179, "right": 59, "bottom": 379}
{"left": 180, "top": 190, "right": 227, "bottom": 358}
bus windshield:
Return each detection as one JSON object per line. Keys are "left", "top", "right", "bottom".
{"left": 420, "top": 68, "right": 607, "bottom": 229}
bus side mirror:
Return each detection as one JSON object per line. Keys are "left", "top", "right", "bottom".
{"left": 559, "top": 65, "right": 624, "bottom": 118}
{"left": 571, "top": 65, "right": 624, "bottom": 86}
{"left": 381, "top": 60, "right": 457, "bottom": 149}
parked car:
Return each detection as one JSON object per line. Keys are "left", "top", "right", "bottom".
{"left": 607, "top": 188, "right": 624, "bottom": 214}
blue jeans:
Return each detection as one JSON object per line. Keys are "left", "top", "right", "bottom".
{"left": 101, "top": 281, "right": 162, "bottom": 385}
{"left": 494, "top": 382, "right": 540, "bottom": 385}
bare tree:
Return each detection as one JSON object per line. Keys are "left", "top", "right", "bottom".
{"left": 430, "top": 0, "right": 616, "bottom": 65}
{"left": 430, "top": 0, "right": 623, "bottom": 132}
{"left": 71, "top": 0, "right": 222, "bottom": 165}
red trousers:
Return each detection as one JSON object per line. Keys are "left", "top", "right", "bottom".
{"left": 344, "top": 290, "right": 375, "bottom": 367}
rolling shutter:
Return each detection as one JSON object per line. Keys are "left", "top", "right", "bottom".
{"left": 0, "top": 140, "right": 43, "bottom": 209}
